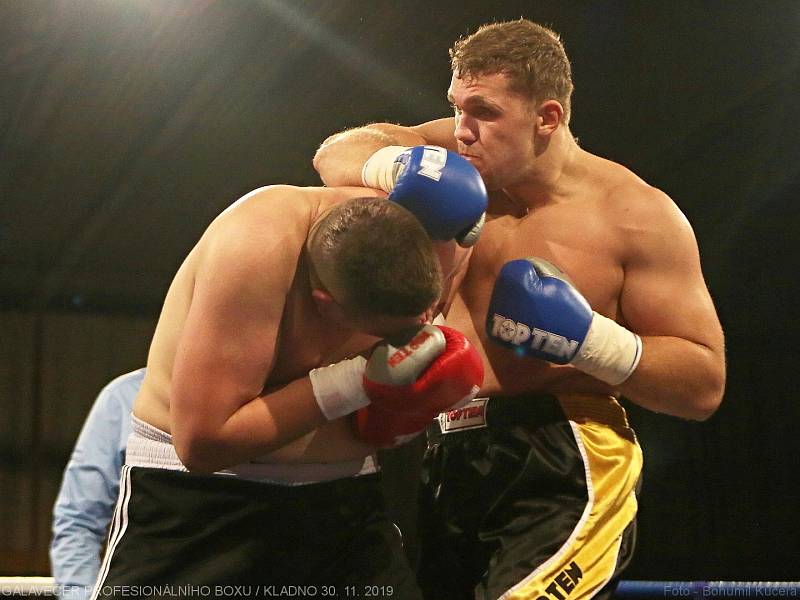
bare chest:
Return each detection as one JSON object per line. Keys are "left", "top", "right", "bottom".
{"left": 464, "top": 206, "right": 624, "bottom": 319}
{"left": 448, "top": 206, "right": 624, "bottom": 396}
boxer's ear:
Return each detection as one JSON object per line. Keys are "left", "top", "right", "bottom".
{"left": 311, "top": 288, "right": 335, "bottom": 309}
{"left": 535, "top": 99, "right": 564, "bottom": 136}
{"left": 312, "top": 288, "right": 349, "bottom": 323}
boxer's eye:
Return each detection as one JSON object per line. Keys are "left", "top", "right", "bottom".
{"left": 471, "top": 105, "right": 498, "bottom": 120}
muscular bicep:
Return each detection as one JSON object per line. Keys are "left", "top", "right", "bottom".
{"left": 619, "top": 192, "right": 723, "bottom": 353}
{"left": 170, "top": 219, "right": 302, "bottom": 441}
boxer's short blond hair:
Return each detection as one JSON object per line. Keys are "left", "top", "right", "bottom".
{"left": 450, "top": 19, "right": 574, "bottom": 123}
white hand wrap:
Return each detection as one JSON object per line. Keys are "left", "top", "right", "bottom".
{"left": 308, "top": 356, "right": 370, "bottom": 420}
{"left": 361, "top": 145, "right": 409, "bottom": 192}
{"left": 432, "top": 313, "right": 447, "bottom": 326}
{"left": 571, "top": 312, "right": 642, "bottom": 386}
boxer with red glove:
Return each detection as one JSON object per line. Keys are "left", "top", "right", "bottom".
{"left": 357, "top": 324, "right": 483, "bottom": 447}
{"left": 308, "top": 324, "right": 484, "bottom": 448}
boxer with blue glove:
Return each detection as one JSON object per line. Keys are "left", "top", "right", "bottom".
{"left": 312, "top": 18, "right": 725, "bottom": 600}
{"left": 487, "top": 258, "right": 642, "bottom": 385}
{"left": 362, "top": 144, "right": 487, "bottom": 247}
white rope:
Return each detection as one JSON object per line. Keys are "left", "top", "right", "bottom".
{"left": 0, "top": 577, "right": 56, "bottom": 595}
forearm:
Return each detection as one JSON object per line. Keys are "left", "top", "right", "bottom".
{"left": 50, "top": 531, "right": 102, "bottom": 594}
{"left": 174, "top": 377, "right": 328, "bottom": 473}
{"left": 51, "top": 392, "right": 127, "bottom": 595}
{"left": 313, "top": 124, "right": 427, "bottom": 187}
{"left": 617, "top": 336, "right": 725, "bottom": 420}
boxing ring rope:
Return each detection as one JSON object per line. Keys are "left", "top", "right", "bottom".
{"left": 615, "top": 581, "right": 800, "bottom": 598}
{"left": 0, "top": 578, "right": 56, "bottom": 596}
{"left": 1, "top": 578, "right": 799, "bottom": 598}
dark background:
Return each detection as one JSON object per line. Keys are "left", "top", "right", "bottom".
{"left": 2, "top": 0, "right": 799, "bottom": 580}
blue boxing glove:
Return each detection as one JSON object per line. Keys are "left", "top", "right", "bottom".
{"left": 362, "top": 145, "right": 487, "bottom": 247}
{"left": 486, "top": 258, "right": 642, "bottom": 385}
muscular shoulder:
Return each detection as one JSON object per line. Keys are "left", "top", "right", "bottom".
{"left": 209, "top": 184, "right": 372, "bottom": 243}
{"left": 216, "top": 185, "right": 314, "bottom": 227}
{"left": 597, "top": 167, "right": 697, "bottom": 268}
{"left": 585, "top": 154, "right": 682, "bottom": 225}
{"left": 200, "top": 184, "right": 384, "bottom": 268}
{"left": 311, "top": 185, "right": 387, "bottom": 208}
{"left": 192, "top": 186, "right": 314, "bottom": 280}
{"left": 223, "top": 184, "right": 384, "bottom": 214}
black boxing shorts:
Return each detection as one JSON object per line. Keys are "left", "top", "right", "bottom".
{"left": 92, "top": 419, "right": 421, "bottom": 599}
{"left": 416, "top": 394, "right": 642, "bottom": 600}
{"left": 93, "top": 467, "right": 421, "bottom": 599}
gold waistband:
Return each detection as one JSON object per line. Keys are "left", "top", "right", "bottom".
{"left": 556, "top": 394, "right": 631, "bottom": 430}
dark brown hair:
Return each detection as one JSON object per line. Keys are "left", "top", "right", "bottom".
{"left": 310, "top": 198, "right": 442, "bottom": 317}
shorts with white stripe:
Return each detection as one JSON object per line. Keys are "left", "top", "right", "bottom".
{"left": 417, "top": 394, "right": 642, "bottom": 600}
{"left": 93, "top": 468, "right": 422, "bottom": 599}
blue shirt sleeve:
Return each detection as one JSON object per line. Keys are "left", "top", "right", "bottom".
{"left": 50, "top": 369, "right": 144, "bottom": 600}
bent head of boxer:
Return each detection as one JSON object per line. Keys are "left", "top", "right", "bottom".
{"left": 305, "top": 196, "right": 443, "bottom": 337}
{"left": 302, "top": 197, "right": 485, "bottom": 448}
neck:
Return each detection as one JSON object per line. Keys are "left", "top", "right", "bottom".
{"left": 504, "top": 127, "right": 583, "bottom": 211}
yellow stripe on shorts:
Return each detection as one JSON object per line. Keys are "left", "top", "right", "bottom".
{"left": 499, "top": 395, "right": 643, "bottom": 600}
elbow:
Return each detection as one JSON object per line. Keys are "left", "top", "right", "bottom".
{"left": 688, "top": 398, "right": 721, "bottom": 422}
{"left": 312, "top": 135, "right": 343, "bottom": 185}
{"left": 311, "top": 144, "right": 326, "bottom": 175}
{"left": 173, "top": 431, "right": 225, "bottom": 475}
{"left": 311, "top": 149, "right": 337, "bottom": 187}
{"left": 687, "top": 369, "right": 726, "bottom": 422}
{"left": 675, "top": 344, "right": 727, "bottom": 421}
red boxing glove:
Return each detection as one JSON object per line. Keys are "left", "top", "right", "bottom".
{"left": 353, "top": 325, "right": 484, "bottom": 448}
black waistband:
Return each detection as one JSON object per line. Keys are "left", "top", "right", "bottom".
{"left": 428, "top": 394, "right": 567, "bottom": 440}
{"left": 484, "top": 394, "right": 567, "bottom": 427}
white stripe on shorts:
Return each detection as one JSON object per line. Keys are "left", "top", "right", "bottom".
{"left": 90, "top": 465, "right": 132, "bottom": 600}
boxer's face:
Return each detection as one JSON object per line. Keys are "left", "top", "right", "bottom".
{"left": 311, "top": 283, "right": 432, "bottom": 340}
{"left": 448, "top": 71, "right": 539, "bottom": 191}
{"left": 308, "top": 255, "right": 435, "bottom": 339}
{"left": 353, "top": 311, "right": 432, "bottom": 340}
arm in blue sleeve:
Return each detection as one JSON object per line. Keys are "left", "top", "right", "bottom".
{"left": 50, "top": 369, "right": 144, "bottom": 599}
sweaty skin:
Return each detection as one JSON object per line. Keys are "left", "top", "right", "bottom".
{"left": 314, "top": 72, "right": 725, "bottom": 420}
{"left": 134, "top": 185, "right": 446, "bottom": 471}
